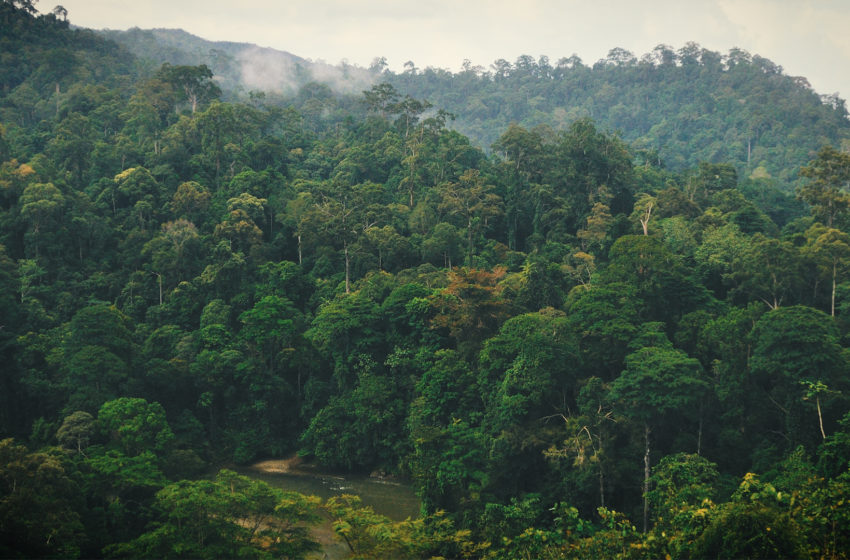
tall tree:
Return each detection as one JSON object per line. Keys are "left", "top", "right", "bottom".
{"left": 798, "top": 145, "right": 850, "bottom": 228}
{"left": 437, "top": 169, "right": 502, "bottom": 264}
{"left": 155, "top": 64, "right": 221, "bottom": 115}
{"left": 804, "top": 223, "right": 850, "bottom": 316}
{"left": 611, "top": 331, "right": 707, "bottom": 532}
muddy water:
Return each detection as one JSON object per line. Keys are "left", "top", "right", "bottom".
{"left": 241, "top": 468, "right": 421, "bottom": 520}
{"left": 239, "top": 458, "right": 421, "bottom": 559}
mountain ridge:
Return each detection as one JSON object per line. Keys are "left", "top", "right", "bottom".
{"left": 95, "top": 27, "right": 850, "bottom": 187}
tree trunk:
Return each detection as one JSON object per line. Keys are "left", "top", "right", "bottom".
{"left": 643, "top": 423, "right": 651, "bottom": 533}
{"left": 467, "top": 216, "right": 474, "bottom": 264}
{"left": 832, "top": 262, "right": 837, "bottom": 317}
{"left": 640, "top": 201, "right": 652, "bottom": 236}
{"left": 297, "top": 234, "right": 302, "bottom": 265}
{"left": 697, "top": 413, "right": 703, "bottom": 456}
{"left": 153, "top": 272, "right": 162, "bottom": 305}
{"left": 599, "top": 467, "right": 605, "bottom": 509}
{"left": 344, "top": 241, "right": 350, "bottom": 294}
{"left": 817, "top": 396, "right": 826, "bottom": 440}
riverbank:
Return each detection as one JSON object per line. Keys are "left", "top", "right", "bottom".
{"left": 241, "top": 456, "right": 421, "bottom": 558}
{"left": 251, "top": 455, "right": 310, "bottom": 474}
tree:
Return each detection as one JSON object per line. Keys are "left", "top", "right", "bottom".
{"left": 798, "top": 145, "right": 850, "bottom": 227}
{"left": 800, "top": 380, "right": 839, "bottom": 440}
{"left": 693, "top": 223, "right": 752, "bottom": 299}
{"left": 300, "top": 366, "right": 408, "bottom": 472}
{"left": 98, "top": 398, "right": 174, "bottom": 457}
{"left": 170, "top": 181, "right": 210, "bottom": 222}
{"left": 111, "top": 166, "right": 161, "bottom": 228}
{"left": 438, "top": 169, "right": 503, "bottom": 264}
{"left": 155, "top": 64, "right": 221, "bottom": 115}
{"left": 0, "top": 439, "right": 84, "bottom": 558}
{"left": 306, "top": 182, "right": 380, "bottom": 293}
{"left": 214, "top": 193, "right": 266, "bottom": 255}
{"left": 492, "top": 124, "right": 544, "bottom": 250}
{"left": 646, "top": 452, "right": 718, "bottom": 557}
{"left": 429, "top": 267, "right": 512, "bottom": 360}
{"left": 323, "top": 494, "right": 484, "bottom": 559}
{"left": 421, "top": 222, "right": 463, "bottom": 269}
{"left": 46, "top": 112, "right": 95, "bottom": 187}
{"left": 805, "top": 224, "right": 850, "bottom": 316}
{"left": 749, "top": 306, "right": 847, "bottom": 446}
{"left": 408, "top": 417, "right": 490, "bottom": 515}
{"left": 236, "top": 294, "right": 304, "bottom": 451}
{"left": 19, "top": 181, "right": 64, "bottom": 258}
{"left": 611, "top": 333, "right": 708, "bottom": 532}
{"left": 414, "top": 349, "right": 479, "bottom": 427}
{"left": 362, "top": 82, "right": 400, "bottom": 118}
{"left": 685, "top": 162, "right": 737, "bottom": 206}
{"left": 692, "top": 473, "right": 807, "bottom": 559}
{"left": 281, "top": 191, "right": 313, "bottom": 265}
{"left": 479, "top": 309, "right": 579, "bottom": 429}
{"left": 578, "top": 201, "right": 613, "bottom": 252}
{"left": 730, "top": 233, "right": 800, "bottom": 309}
{"left": 56, "top": 410, "right": 95, "bottom": 455}
{"left": 630, "top": 193, "right": 655, "bottom": 236}
{"left": 603, "top": 235, "right": 711, "bottom": 326}
{"left": 365, "top": 225, "right": 408, "bottom": 271}
{"left": 565, "top": 282, "right": 641, "bottom": 380}
{"left": 51, "top": 5, "right": 67, "bottom": 21}
{"left": 108, "top": 470, "right": 320, "bottom": 559}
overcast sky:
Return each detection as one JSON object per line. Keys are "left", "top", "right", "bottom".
{"left": 53, "top": 0, "right": 850, "bottom": 100}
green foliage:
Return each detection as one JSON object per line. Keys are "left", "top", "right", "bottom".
{"left": 798, "top": 145, "right": 850, "bottom": 227}
{"left": 612, "top": 340, "right": 707, "bottom": 425}
{"left": 300, "top": 368, "right": 409, "bottom": 471}
{"left": 646, "top": 453, "right": 718, "bottom": 556}
{"left": 0, "top": 439, "right": 84, "bottom": 558}
{"left": 107, "top": 469, "right": 320, "bottom": 559}
{"left": 325, "top": 494, "right": 489, "bottom": 559}
{"left": 56, "top": 410, "right": 95, "bottom": 454}
{"left": 481, "top": 309, "right": 580, "bottom": 429}
{"left": 750, "top": 306, "right": 848, "bottom": 449}
{"left": 387, "top": 48, "right": 850, "bottom": 188}
{"left": 691, "top": 473, "right": 808, "bottom": 560}
{"left": 410, "top": 419, "right": 489, "bottom": 515}
{"left": 98, "top": 398, "right": 174, "bottom": 456}
{"left": 414, "top": 349, "right": 480, "bottom": 426}
{"left": 2, "top": 14, "right": 850, "bottom": 558}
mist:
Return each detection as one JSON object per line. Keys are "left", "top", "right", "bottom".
{"left": 236, "top": 46, "right": 376, "bottom": 96}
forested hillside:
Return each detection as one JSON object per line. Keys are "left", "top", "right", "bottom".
{"left": 386, "top": 46, "right": 850, "bottom": 183}
{"left": 101, "top": 27, "right": 850, "bottom": 188}
{"left": 97, "top": 27, "right": 376, "bottom": 98}
{"left": 2, "top": 2, "right": 850, "bottom": 558}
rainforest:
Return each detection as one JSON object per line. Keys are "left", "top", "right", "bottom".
{"left": 2, "top": 2, "right": 850, "bottom": 558}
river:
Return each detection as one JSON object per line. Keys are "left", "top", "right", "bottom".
{"left": 238, "top": 458, "right": 421, "bottom": 559}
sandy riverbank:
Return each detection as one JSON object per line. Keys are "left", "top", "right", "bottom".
{"left": 250, "top": 455, "right": 310, "bottom": 474}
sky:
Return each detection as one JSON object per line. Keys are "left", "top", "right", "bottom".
{"left": 51, "top": 0, "right": 850, "bottom": 101}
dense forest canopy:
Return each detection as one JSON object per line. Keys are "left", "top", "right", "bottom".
{"left": 2, "top": 2, "right": 850, "bottom": 558}
{"left": 99, "top": 27, "right": 850, "bottom": 189}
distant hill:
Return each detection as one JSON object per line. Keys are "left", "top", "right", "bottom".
{"left": 97, "top": 27, "right": 375, "bottom": 97}
{"left": 92, "top": 28, "right": 850, "bottom": 188}
{"left": 0, "top": 3, "right": 137, "bottom": 96}
{"left": 382, "top": 47, "right": 850, "bottom": 184}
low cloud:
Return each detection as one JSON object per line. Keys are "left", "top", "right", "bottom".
{"left": 237, "top": 46, "right": 375, "bottom": 96}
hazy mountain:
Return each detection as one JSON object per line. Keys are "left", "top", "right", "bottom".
{"left": 97, "top": 27, "right": 376, "bottom": 97}
{"left": 92, "top": 28, "right": 850, "bottom": 186}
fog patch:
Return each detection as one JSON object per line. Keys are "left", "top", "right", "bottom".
{"left": 237, "top": 46, "right": 375, "bottom": 95}
{"left": 237, "top": 46, "right": 303, "bottom": 94}
{"left": 308, "top": 60, "right": 375, "bottom": 94}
